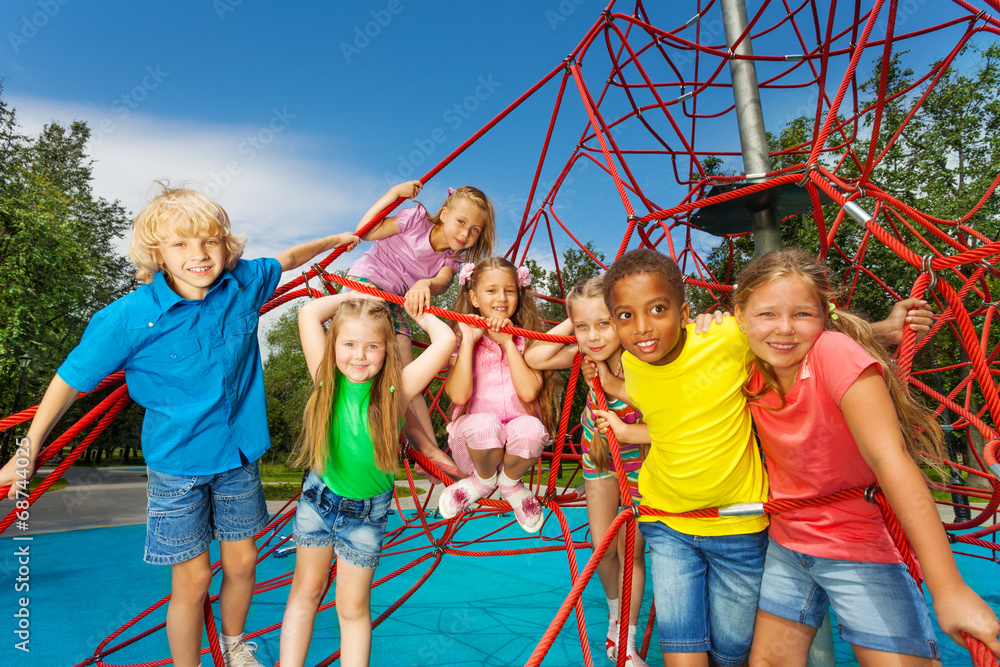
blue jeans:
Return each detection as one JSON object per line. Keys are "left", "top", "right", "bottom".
{"left": 758, "top": 540, "right": 940, "bottom": 659}
{"left": 639, "top": 521, "right": 767, "bottom": 666}
{"left": 144, "top": 461, "right": 268, "bottom": 565}
{"left": 292, "top": 471, "right": 393, "bottom": 570}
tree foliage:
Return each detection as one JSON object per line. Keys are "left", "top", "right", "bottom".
{"left": 0, "top": 85, "right": 135, "bottom": 437}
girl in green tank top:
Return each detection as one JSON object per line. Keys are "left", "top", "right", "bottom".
{"left": 280, "top": 293, "right": 455, "bottom": 667}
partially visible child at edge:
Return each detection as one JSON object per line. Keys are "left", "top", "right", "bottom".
{"left": 346, "top": 180, "right": 496, "bottom": 479}
{"left": 595, "top": 247, "right": 936, "bottom": 667}
{"left": 0, "top": 183, "right": 361, "bottom": 667}
{"left": 524, "top": 275, "right": 650, "bottom": 666}
{"left": 279, "top": 294, "right": 455, "bottom": 667}
{"left": 436, "top": 257, "right": 558, "bottom": 533}
{"left": 727, "top": 249, "right": 1000, "bottom": 666}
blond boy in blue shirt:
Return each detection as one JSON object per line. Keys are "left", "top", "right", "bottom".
{"left": 0, "top": 183, "right": 359, "bottom": 667}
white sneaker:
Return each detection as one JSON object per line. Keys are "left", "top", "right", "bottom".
{"left": 606, "top": 617, "right": 618, "bottom": 660}
{"left": 223, "top": 639, "right": 263, "bottom": 667}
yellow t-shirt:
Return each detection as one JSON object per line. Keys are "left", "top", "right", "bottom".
{"left": 622, "top": 319, "right": 768, "bottom": 536}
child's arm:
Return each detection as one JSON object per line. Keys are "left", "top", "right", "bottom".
{"left": 843, "top": 368, "right": 1000, "bottom": 654}
{"left": 275, "top": 232, "right": 361, "bottom": 272}
{"left": 405, "top": 266, "right": 457, "bottom": 316}
{"left": 355, "top": 181, "right": 423, "bottom": 241}
{"left": 398, "top": 310, "right": 456, "bottom": 404}
{"left": 0, "top": 376, "right": 80, "bottom": 499}
{"left": 297, "top": 292, "right": 367, "bottom": 380}
{"left": 444, "top": 322, "right": 482, "bottom": 406}
{"left": 594, "top": 409, "right": 651, "bottom": 444}
{"left": 524, "top": 318, "right": 578, "bottom": 370}
{"left": 869, "top": 298, "right": 934, "bottom": 345}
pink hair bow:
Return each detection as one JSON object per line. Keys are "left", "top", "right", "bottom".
{"left": 516, "top": 265, "right": 531, "bottom": 288}
{"left": 457, "top": 263, "right": 475, "bottom": 286}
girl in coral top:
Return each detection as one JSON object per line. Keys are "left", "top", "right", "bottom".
{"left": 733, "top": 249, "right": 1000, "bottom": 666}
{"left": 437, "top": 257, "right": 557, "bottom": 533}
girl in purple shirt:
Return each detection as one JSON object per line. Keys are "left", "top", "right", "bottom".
{"left": 348, "top": 181, "right": 497, "bottom": 478}
{"left": 437, "top": 257, "right": 557, "bottom": 533}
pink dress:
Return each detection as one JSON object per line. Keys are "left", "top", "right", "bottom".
{"left": 446, "top": 336, "right": 549, "bottom": 476}
{"left": 748, "top": 331, "right": 902, "bottom": 563}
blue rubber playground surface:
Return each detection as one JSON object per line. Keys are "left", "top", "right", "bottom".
{"left": 4, "top": 507, "right": 1000, "bottom": 666}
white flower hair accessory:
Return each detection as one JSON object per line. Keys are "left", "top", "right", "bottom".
{"left": 516, "top": 265, "right": 531, "bottom": 288}
{"left": 457, "top": 263, "right": 476, "bottom": 286}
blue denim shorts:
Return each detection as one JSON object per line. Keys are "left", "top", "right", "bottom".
{"left": 758, "top": 540, "right": 940, "bottom": 659}
{"left": 144, "top": 461, "right": 268, "bottom": 565}
{"left": 639, "top": 521, "right": 767, "bottom": 666}
{"left": 292, "top": 471, "right": 393, "bottom": 570}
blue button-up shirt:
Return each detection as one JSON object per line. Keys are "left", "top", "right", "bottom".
{"left": 58, "top": 257, "right": 282, "bottom": 475}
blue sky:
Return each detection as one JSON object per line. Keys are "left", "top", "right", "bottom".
{"left": 2, "top": 0, "right": 994, "bottom": 287}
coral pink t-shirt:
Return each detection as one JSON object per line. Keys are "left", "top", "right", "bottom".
{"left": 349, "top": 205, "right": 463, "bottom": 296}
{"left": 748, "top": 331, "right": 903, "bottom": 563}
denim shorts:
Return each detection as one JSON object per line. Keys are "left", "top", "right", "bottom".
{"left": 145, "top": 461, "right": 268, "bottom": 565}
{"left": 758, "top": 540, "right": 940, "bottom": 659}
{"left": 292, "top": 471, "right": 393, "bottom": 570}
{"left": 639, "top": 521, "right": 767, "bottom": 666}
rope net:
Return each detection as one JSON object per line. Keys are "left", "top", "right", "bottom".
{"left": 3, "top": 1, "right": 1000, "bottom": 665}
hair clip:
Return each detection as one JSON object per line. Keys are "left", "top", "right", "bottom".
{"left": 319, "top": 381, "right": 323, "bottom": 387}
{"left": 516, "top": 265, "right": 532, "bottom": 288}
{"left": 448, "top": 187, "right": 456, "bottom": 196}
{"left": 828, "top": 302, "right": 838, "bottom": 320}
{"left": 458, "top": 263, "right": 476, "bottom": 286}
{"left": 389, "top": 385, "right": 395, "bottom": 393}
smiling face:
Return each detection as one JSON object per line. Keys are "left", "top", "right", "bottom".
{"left": 334, "top": 318, "right": 388, "bottom": 383}
{"left": 609, "top": 272, "right": 689, "bottom": 366}
{"left": 735, "top": 276, "right": 826, "bottom": 390}
{"left": 469, "top": 267, "right": 519, "bottom": 320}
{"left": 434, "top": 198, "right": 485, "bottom": 253}
{"left": 156, "top": 230, "right": 227, "bottom": 300}
{"left": 569, "top": 296, "right": 621, "bottom": 363}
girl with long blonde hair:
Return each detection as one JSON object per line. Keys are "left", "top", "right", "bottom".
{"left": 279, "top": 294, "right": 455, "bottom": 667}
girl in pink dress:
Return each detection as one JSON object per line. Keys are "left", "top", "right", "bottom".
{"left": 348, "top": 181, "right": 497, "bottom": 476}
{"left": 437, "top": 257, "right": 557, "bottom": 533}
{"left": 733, "top": 248, "right": 1000, "bottom": 666}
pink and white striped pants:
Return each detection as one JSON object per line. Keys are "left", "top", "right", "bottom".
{"left": 446, "top": 413, "right": 549, "bottom": 477}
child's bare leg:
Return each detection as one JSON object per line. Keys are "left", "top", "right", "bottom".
{"left": 279, "top": 545, "right": 335, "bottom": 667}
{"left": 586, "top": 477, "right": 624, "bottom": 602}
{"left": 748, "top": 609, "right": 814, "bottom": 667}
{"left": 663, "top": 652, "right": 710, "bottom": 667}
{"left": 336, "top": 556, "right": 377, "bottom": 667}
{"left": 853, "top": 647, "right": 939, "bottom": 667}
{"left": 218, "top": 537, "right": 258, "bottom": 637}
{"left": 624, "top": 526, "right": 647, "bottom": 625}
{"left": 395, "top": 333, "right": 456, "bottom": 468}
{"left": 467, "top": 447, "right": 504, "bottom": 479}
{"left": 501, "top": 452, "right": 538, "bottom": 480}
{"left": 167, "top": 550, "right": 213, "bottom": 667}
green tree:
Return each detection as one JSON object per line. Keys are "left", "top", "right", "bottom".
{"left": 0, "top": 86, "right": 135, "bottom": 455}
{"left": 261, "top": 304, "right": 312, "bottom": 460}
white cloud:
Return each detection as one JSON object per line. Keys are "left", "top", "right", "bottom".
{"left": 9, "top": 94, "right": 379, "bottom": 279}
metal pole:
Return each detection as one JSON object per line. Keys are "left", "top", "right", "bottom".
{"left": 721, "top": 2, "right": 829, "bottom": 662}
{"left": 721, "top": 0, "right": 781, "bottom": 255}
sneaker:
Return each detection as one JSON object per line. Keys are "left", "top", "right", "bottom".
{"left": 223, "top": 639, "right": 263, "bottom": 667}
{"left": 606, "top": 617, "right": 619, "bottom": 660}
{"left": 438, "top": 474, "right": 496, "bottom": 519}
{"left": 624, "top": 647, "right": 649, "bottom": 667}
{"left": 497, "top": 478, "right": 544, "bottom": 533}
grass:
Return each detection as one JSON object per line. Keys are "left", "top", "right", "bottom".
{"left": 29, "top": 477, "right": 68, "bottom": 492}
{"left": 262, "top": 481, "right": 425, "bottom": 501}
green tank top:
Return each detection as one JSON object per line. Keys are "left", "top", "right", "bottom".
{"left": 319, "top": 373, "right": 394, "bottom": 499}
